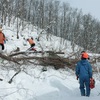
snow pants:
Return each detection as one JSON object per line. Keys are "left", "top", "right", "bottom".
{"left": 79, "top": 76, "right": 90, "bottom": 96}
{"left": 31, "top": 43, "right": 35, "bottom": 48}
{"left": 0, "top": 44, "right": 4, "bottom": 50}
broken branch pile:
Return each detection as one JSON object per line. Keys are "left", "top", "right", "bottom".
{"left": 0, "top": 51, "right": 100, "bottom": 71}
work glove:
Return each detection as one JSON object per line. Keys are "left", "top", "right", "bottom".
{"left": 76, "top": 76, "right": 79, "bottom": 80}
{"left": 90, "top": 78, "right": 92, "bottom": 80}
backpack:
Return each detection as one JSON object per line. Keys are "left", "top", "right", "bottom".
{"left": 90, "top": 78, "right": 95, "bottom": 89}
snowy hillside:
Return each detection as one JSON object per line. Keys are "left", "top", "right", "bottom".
{"left": 2, "top": 20, "right": 81, "bottom": 55}
{"left": 0, "top": 22, "right": 100, "bottom": 100}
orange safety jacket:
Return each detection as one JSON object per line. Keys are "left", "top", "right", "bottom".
{"left": 28, "top": 39, "right": 35, "bottom": 45}
{"left": 0, "top": 32, "right": 5, "bottom": 44}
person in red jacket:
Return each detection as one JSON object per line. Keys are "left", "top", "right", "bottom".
{"left": 0, "top": 28, "right": 6, "bottom": 51}
{"left": 27, "top": 37, "right": 36, "bottom": 51}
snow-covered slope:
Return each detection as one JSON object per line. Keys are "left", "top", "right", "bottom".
{"left": 0, "top": 22, "right": 100, "bottom": 100}
{"left": 0, "top": 66, "right": 100, "bottom": 100}
{"left": 2, "top": 22, "right": 81, "bottom": 56}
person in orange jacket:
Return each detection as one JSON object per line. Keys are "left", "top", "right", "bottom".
{"left": 0, "top": 28, "right": 6, "bottom": 51}
{"left": 27, "top": 37, "right": 36, "bottom": 51}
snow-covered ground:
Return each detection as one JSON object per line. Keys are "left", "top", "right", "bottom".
{"left": 0, "top": 66, "right": 100, "bottom": 100}
{"left": 0, "top": 21, "right": 100, "bottom": 100}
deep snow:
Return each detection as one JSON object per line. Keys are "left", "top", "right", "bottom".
{"left": 0, "top": 22, "right": 100, "bottom": 100}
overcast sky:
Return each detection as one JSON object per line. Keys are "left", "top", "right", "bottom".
{"left": 61, "top": 0, "right": 100, "bottom": 20}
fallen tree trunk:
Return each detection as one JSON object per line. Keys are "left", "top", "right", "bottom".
{"left": 0, "top": 53, "right": 76, "bottom": 69}
{"left": 0, "top": 52, "right": 99, "bottom": 71}
{"left": 0, "top": 53, "right": 20, "bottom": 64}
{"left": 9, "top": 51, "right": 64, "bottom": 57}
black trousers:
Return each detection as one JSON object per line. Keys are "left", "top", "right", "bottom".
{"left": 0, "top": 44, "right": 4, "bottom": 50}
{"left": 31, "top": 44, "right": 35, "bottom": 48}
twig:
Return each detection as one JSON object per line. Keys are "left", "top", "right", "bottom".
{"left": 8, "top": 70, "right": 21, "bottom": 84}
